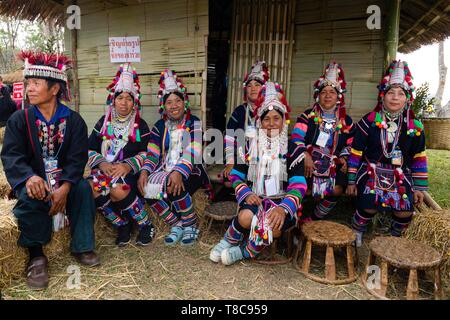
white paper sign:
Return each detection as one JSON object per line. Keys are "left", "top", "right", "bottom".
{"left": 109, "top": 36, "right": 141, "bottom": 63}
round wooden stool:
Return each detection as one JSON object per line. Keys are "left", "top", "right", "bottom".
{"left": 362, "top": 236, "right": 444, "bottom": 300}
{"left": 294, "top": 221, "right": 358, "bottom": 285}
{"left": 253, "top": 225, "right": 296, "bottom": 265}
{"left": 203, "top": 201, "right": 237, "bottom": 235}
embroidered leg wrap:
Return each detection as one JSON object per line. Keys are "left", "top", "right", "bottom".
{"left": 242, "top": 238, "right": 265, "bottom": 259}
{"left": 113, "top": 192, "right": 150, "bottom": 228}
{"left": 312, "top": 196, "right": 338, "bottom": 220}
{"left": 148, "top": 199, "right": 180, "bottom": 227}
{"left": 351, "top": 208, "right": 375, "bottom": 233}
{"left": 170, "top": 192, "right": 197, "bottom": 228}
{"left": 390, "top": 214, "right": 413, "bottom": 237}
{"left": 224, "top": 217, "right": 249, "bottom": 245}
{"left": 95, "top": 195, "right": 127, "bottom": 227}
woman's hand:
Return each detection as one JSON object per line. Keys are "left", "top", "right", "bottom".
{"left": 245, "top": 193, "right": 262, "bottom": 206}
{"left": 138, "top": 170, "right": 149, "bottom": 196}
{"left": 346, "top": 184, "right": 357, "bottom": 197}
{"left": 339, "top": 157, "right": 348, "bottom": 173}
{"left": 413, "top": 190, "right": 424, "bottom": 205}
{"left": 304, "top": 152, "right": 316, "bottom": 178}
{"left": 268, "top": 207, "right": 286, "bottom": 231}
{"left": 110, "top": 163, "right": 132, "bottom": 178}
{"left": 167, "top": 171, "right": 185, "bottom": 196}
{"left": 98, "top": 162, "right": 115, "bottom": 176}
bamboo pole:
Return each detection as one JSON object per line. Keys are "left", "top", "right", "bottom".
{"left": 280, "top": 1, "right": 288, "bottom": 87}
{"left": 236, "top": 1, "right": 246, "bottom": 109}
{"left": 267, "top": 1, "right": 274, "bottom": 71}
{"left": 273, "top": 0, "right": 282, "bottom": 82}
{"left": 228, "top": 0, "right": 239, "bottom": 113}
{"left": 384, "top": 0, "right": 401, "bottom": 70}
{"left": 71, "top": 0, "right": 79, "bottom": 113}
{"left": 244, "top": 0, "right": 251, "bottom": 85}
{"left": 261, "top": 0, "right": 268, "bottom": 61}
{"left": 201, "top": 36, "right": 207, "bottom": 128}
{"left": 286, "top": 0, "right": 296, "bottom": 98}
{"left": 256, "top": 1, "right": 263, "bottom": 59}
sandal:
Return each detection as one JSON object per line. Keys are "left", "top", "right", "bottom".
{"left": 164, "top": 226, "right": 184, "bottom": 246}
{"left": 180, "top": 226, "right": 200, "bottom": 246}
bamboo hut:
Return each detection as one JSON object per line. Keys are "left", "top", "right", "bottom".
{"left": 1, "top": 0, "right": 449, "bottom": 129}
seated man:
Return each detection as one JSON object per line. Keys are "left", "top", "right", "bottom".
{"left": 1, "top": 51, "right": 100, "bottom": 290}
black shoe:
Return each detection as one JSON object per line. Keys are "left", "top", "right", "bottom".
{"left": 115, "top": 223, "right": 132, "bottom": 247}
{"left": 136, "top": 224, "right": 155, "bottom": 246}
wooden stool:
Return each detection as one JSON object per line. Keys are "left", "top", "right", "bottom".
{"left": 362, "top": 236, "right": 444, "bottom": 300}
{"left": 204, "top": 201, "right": 237, "bottom": 235}
{"left": 253, "top": 226, "right": 296, "bottom": 265}
{"left": 294, "top": 221, "right": 358, "bottom": 285}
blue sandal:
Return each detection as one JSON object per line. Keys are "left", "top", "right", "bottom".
{"left": 181, "top": 226, "right": 200, "bottom": 246}
{"left": 164, "top": 226, "right": 184, "bottom": 246}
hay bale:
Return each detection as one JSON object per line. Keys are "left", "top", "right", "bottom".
{"left": 0, "top": 171, "right": 12, "bottom": 199}
{"left": 404, "top": 207, "right": 450, "bottom": 282}
{"left": 0, "top": 127, "right": 5, "bottom": 144}
{"left": 0, "top": 199, "right": 114, "bottom": 290}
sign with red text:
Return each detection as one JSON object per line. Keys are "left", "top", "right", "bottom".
{"left": 109, "top": 36, "right": 141, "bottom": 63}
{"left": 13, "top": 82, "right": 24, "bottom": 101}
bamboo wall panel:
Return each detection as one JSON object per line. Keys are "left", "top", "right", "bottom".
{"left": 227, "top": 0, "right": 296, "bottom": 115}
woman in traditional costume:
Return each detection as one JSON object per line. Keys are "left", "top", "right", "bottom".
{"left": 138, "top": 69, "right": 211, "bottom": 246}
{"left": 88, "top": 63, "right": 154, "bottom": 247}
{"left": 222, "top": 61, "right": 270, "bottom": 178}
{"left": 291, "top": 62, "right": 354, "bottom": 220}
{"left": 210, "top": 82, "right": 307, "bottom": 265}
{"left": 347, "top": 60, "right": 428, "bottom": 246}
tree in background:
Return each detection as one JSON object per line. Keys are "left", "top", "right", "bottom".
{"left": 411, "top": 82, "right": 435, "bottom": 119}
{"left": 434, "top": 40, "right": 450, "bottom": 117}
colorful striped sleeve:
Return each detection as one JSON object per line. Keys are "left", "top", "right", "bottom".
{"left": 88, "top": 150, "right": 107, "bottom": 169}
{"left": 279, "top": 140, "right": 307, "bottom": 219}
{"left": 410, "top": 131, "right": 428, "bottom": 191}
{"left": 228, "top": 164, "right": 253, "bottom": 205}
{"left": 339, "top": 120, "right": 355, "bottom": 157}
{"left": 173, "top": 119, "right": 203, "bottom": 180}
{"left": 123, "top": 152, "right": 147, "bottom": 174}
{"left": 347, "top": 116, "right": 370, "bottom": 184}
{"left": 291, "top": 113, "right": 309, "bottom": 151}
{"left": 224, "top": 110, "right": 240, "bottom": 165}
{"left": 142, "top": 126, "right": 161, "bottom": 173}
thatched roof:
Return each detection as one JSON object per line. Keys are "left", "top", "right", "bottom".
{"left": 0, "top": 69, "right": 24, "bottom": 84}
{"left": 0, "top": 0, "right": 66, "bottom": 25}
{"left": 399, "top": 0, "right": 450, "bottom": 53}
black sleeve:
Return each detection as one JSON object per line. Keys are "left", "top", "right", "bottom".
{"left": 60, "top": 112, "right": 89, "bottom": 184}
{"left": 0, "top": 111, "right": 36, "bottom": 189}
{"left": 88, "top": 116, "right": 105, "bottom": 153}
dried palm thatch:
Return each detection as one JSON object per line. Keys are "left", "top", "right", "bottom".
{"left": 0, "top": 199, "right": 114, "bottom": 290}
{"left": 0, "top": 0, "right": 66, "bottom": 26}
{"left": 0, "top": 69, "right": 24, "bottom": 84}
{"left": 404, "top": 206, "right": 450, "bottom": 282}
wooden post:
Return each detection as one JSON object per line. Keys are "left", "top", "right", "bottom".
{"left": 325, "top": 246, "right": 336, "bottom": 281}
{"left": 346, "top": 245, "right": 356, "bottom": 279}
{"left": 384, "top": 0, "right": 401, "bottom": 70}
{"left": 302, "top": 240, "right": 312, "bottom": 273}
{"left": 71, "top": 0, "right": 79, "bottom": 113}
{"left": 378, "top": 260, "right": 389, "bottom": 297}
{"left": 434, "top": 266, "right": 444, "bottom": 300}
{"left": 406, "top": 269, "right": 419, "bottom": 300}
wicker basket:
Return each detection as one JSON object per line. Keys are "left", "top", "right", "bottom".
{"left": 423, "top": 118, "right": 450, "bottom": 150}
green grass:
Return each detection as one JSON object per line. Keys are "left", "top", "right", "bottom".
{"left": 427, "top": 149, "right": 450, "bottom": 208}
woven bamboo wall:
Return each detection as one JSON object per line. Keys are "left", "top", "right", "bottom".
{"left": 289, "top": 0, "right": 385, "bottom": 121}
{"left": 65, "top": 0, "right": 208, "bottom": 131}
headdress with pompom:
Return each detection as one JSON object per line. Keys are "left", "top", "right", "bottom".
{"left": 253, "top": 82, "right": 291, "bottom": 126}
{"left": 243, "top": 61, "right": 270, "bottom": 102}
{"left": 99, "top": 63, "right": 142, "bottom": 143}
{"left": 18, "top": 50, "right": 72, "bottom": 102}
{"left": 157, "top": 69, "right": 191, "bottom": 120}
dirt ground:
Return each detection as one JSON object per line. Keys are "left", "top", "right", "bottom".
{"left": 2, "top": 207, "right": 446, "bottom": 300}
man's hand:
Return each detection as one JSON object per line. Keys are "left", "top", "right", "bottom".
{"left": 48, "top": 182, "right": 71, "bottom": 216}
{"left": 26, "top": 175, "right": 49, "bottom": 200}
{"left": 110, "top": 163, "right": 132, "bottom": 178}
{"left": 167, "top": 171, "right": 185, "bottom": 196}
{"left": 98, "top": 162, "right": 115, "bottom": 176}
{"left": 245, "top": 193, "right": 262, "bottom": 206}
{"left": 268, "top": 207, "right": 286, "bottom": 231}
{"left": 414, "top": 190, "right": 425, "bottom": 205}
{"left": 346, "top": 184, "right": 357, "bottom": 197}
{"left": 138, "top": 170, "right": 149, "bottom": 196}
{"left": 304, "top": 152, "right": 316, "bottom": 178}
